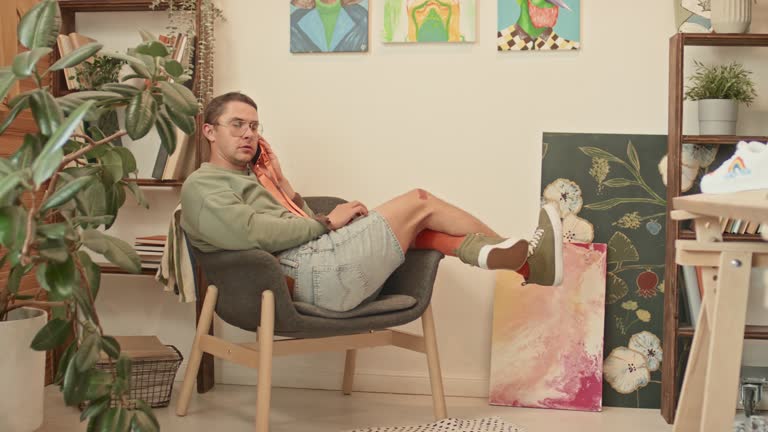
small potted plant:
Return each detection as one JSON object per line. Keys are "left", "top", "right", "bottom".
{"left": 685, "top": 60, "right": 757, "bottom": 135}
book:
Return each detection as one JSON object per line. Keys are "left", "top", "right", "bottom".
{"left": 98, "top": 336, "right": 176, "bottom": 361}
{"left": 682, "top": 266, "right": 702, "bottom": 329}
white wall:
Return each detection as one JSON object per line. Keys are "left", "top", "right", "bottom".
{"left": 80, "top": 1, "right": 768, "bottom": 398}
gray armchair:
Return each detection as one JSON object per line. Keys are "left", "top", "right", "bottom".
{"left": 175, "top": 197, "right": 448, "bottom": 432}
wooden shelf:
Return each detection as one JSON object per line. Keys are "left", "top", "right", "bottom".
{"left": 99, "top": 264, "right": 157, "bottom": 276}
{"left": 125, "top": 178, "right": 183, "bottom": 187}
{"left": 680, "top": 230, "right": 764, "bottom": 242}
{"left": 682, "top": 135, "right": 768, "bottom": 145}
{"left": 678, "top": 325, "right": 768, "bottom": 340}
{"left": 678, "top": 33, "right": 768, "bottom": 47}
{"left": 58, "top": 0, "right": 168, "bottom": 13}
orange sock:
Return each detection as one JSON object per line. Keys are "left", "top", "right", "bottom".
{"left": 413, "top": 230, "right": 530, "bottom": 279}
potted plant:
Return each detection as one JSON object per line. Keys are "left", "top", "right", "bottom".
{"left": 0, "top": 1, "right": 198, "bottom": 430}
{"left": 684, "top": 60, "right": 757, "bottom": 135}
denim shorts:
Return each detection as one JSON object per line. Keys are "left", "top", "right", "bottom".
{"left": 275, "top": 211, "right": 405, "bottom": 312}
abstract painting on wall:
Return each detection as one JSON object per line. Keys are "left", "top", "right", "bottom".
{"left": 675, "top": 0, "right": 713, "bottom": 33}
{"left": 498, "top": 0, "right": 580, "bottom": 51}
{"left": 490, "top": 242, "right": 607, "bottom": 412}
{"left": 540, "top": 133, "right": 667, "bottom": 408}
{"left": 382, "top": 0, "right": 476, "bottom": 43}
{"left": 291, "top": 0, "right": 369, "bottom": 53}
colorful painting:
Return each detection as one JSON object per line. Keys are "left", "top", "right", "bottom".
{"left": 541, "top": 133, "right": 667, "bottom": 408}
{"left": 382, "top": 0, "right": 476, "bottom": 43}
{"left": 290, "top": 0, "right": 369, "bottom": 53}
{"left": 497, "top": 0, "right": 580, "bottom": 51}
{"left": 490, "top": 243, "right": 608, "bottom": 412}
{"left": 675, "top": 0, "right": 713, "bottom": 33}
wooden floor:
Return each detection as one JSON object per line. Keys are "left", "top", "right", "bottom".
{"left": 41, "top": 384, "right": 674, "bottom": 432}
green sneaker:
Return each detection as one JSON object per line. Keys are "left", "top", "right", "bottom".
{"left": 455, "top": 233, "right": 529, "bottom": 271}
{"left": 525, "top": 203, "right": 564, "bottom": 286}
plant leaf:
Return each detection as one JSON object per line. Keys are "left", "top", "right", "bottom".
{"left": 62, "top": 355, "right": 88, "bottom": 406}
{"left": 101, "top": 51, "right": 151, "bottom": 79}
{"left": 139, "top": 29, "right": 159, "bottom": 42}
{"left": 158, "top": 81, "right": 199, "bottom": 116}
{"left": 10, "top": 134, "right": 41, "bottom": 169}
{"left": 135, "top": 40, "right": 170, "bottom": 57}
{"left": 30, "top": 318, "right": 71, "bottom": 351}
{"left": 101, "top": 336, "right": 120, "bottom": 359}
{"left": 6, "top": 264, "right": 26, "bottom": 294}
{"left": 164, "top": 59, "right": 184, "bottom": 78}
{"left": 627, "top": 141, "right": 641, "bottom": 172}
{"left": 77, "top": 251, "right": 102, "bottom": 299}
{"left": 165, "top": 106, "right": 195, "bottom": 135}
{"left": 36, "top": 222, "right": 69, "bottom": 239}
{"left": 94, "top": 407, "right": 129, "bottom": 432}
{"left": 100, "top": 150, "right": 124, "bottom": 184}
{"left": 116, "top": 354, "right": 131, "bottom": 380}
{"left": 99, "top": 83, "right": 140, "bottom": 97}
{"left": 36, "top": 262, "right": 51, "bottom": 291}
{"left": 29, "top": 90, "right": 64, "bottom": 137}
{"left": 0, "top": 70, "right": 18, "bottom": 103}
{"left": 155, "top": 110, "right": 177, "bottom": 155}
{"left": 12, "top": 47, "right": 53, "bottom": 78}
{"left": 131, "top": 410, "right": 159, "bottom": 432}
{"left": 75, "top": 332, "right": 101, "bottom": 372}
{"left": 17, "top": 0, "right": 61, "bottom": 49}
{"left": 584, "top": 197, "right": 661, "bottom": 211}
{"left": 71, "top": 215, "right": 114, "bottom": 227}
{"left": 49, "top": 42, "right": 103, "bottom": 71}
{"left": 602, "top": 178, "right": 638, "bottom": 188}
{"left": 84, "top": 370, "right": 113, "bottom": 401}
{"left": 126, "top": 90, "right": 157, "bottom": 140}
{"left": 123, "top": 181, "right": 148, "bottom": 209}
{"left": 608, "top": 231, "right": 640, "bottom": 263}
{"left": 32, "top": 100, "right": 96, "bottom": 185}
{"left": 55, "top": 342, "right": 76, "bottom": 385}
{"left": 40, "top": 175, "right": 94, "bottom": 212}
{"left": 113, "top": 147, "right": 137, "bottom": 176}
{"left": 80, "top": 395, "right": 111, "bottom": 422}
{"left": 0, "top": 185, "right": 25, "bottom": 238}
{"left": 606, "top": 273, "right": 629, "bottom": 304}
{"left": 0, "top": 94, "right": 31, "bottom": 134}
{"left": 81, "top": 229, "right": 141, "bottom": 273}
{"left": 45, "top": 255, "right": 76, "bottom": 299}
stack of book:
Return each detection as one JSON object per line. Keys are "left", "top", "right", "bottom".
{"left": 719, "top": 218, "right": 764, "bottom": 236}
{"left": 56, "top": 32, "right": 98, "bottom": 90}
{"left": 134, "top": 235, "right": 167, "bottom": 270}
{"left": 152, "top": 33, "right": 196, "bottom": 181}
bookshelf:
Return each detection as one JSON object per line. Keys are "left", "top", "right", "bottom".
{"left": 661, "top": 32, "right": 768, "bottom": 424}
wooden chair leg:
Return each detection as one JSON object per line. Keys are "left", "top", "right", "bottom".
{"left": 342, "top": 349, "right": 357, "bottom": 395}
{"left": 421, "top": 303, "right": 447, "bottom": 420}
{"left": 176, "top": 285, "right": 219, "bottom": 417}
{"left": 256, "top": 290, "right": 275, "bottom": 432}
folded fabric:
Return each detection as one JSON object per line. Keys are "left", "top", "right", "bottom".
{"left": 156, "top": 203, "right": 197, "bottom": 303}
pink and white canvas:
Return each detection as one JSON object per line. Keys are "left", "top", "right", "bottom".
{"left": 489, "top": 242, "right": 607, "bottom": 412}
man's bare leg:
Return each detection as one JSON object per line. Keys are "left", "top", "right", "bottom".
{"left": 374, "top": 188, "right": 499, "bottom": 253}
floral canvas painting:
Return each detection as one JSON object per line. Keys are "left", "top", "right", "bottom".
{"left": 541, "top": 133, "right": 666, "bottom": 408}
{"left": 291, "top": 0, "right": 369, "bottom": 53}
{"left": 498, "top": 0, "right": 580, "bottom": 51}
{"left": 490, "top": 242, "right": 607, "bottom": 412}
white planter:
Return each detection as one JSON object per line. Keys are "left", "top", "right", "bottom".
{"left": 0, "top": 307, "right": 47, "bottom": 432}
{"left": 698, "top": 99, "right": 738, "bottom": 135}
{"left": 711, "top": 0, "right": 752, "bottom": 33}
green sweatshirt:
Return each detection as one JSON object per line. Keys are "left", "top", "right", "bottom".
{"left": 180, "top": 163, "right": 329, "bottom": 253}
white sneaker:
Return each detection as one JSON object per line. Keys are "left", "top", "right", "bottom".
{"left": 700, "top": 141, "right": 768, "bottom": 194}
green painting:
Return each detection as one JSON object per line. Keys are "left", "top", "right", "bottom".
{"left": 541, "top": 133, "right": 667, "bottom": 408}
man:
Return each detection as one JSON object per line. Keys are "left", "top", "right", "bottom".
{"left": 181, "top": 92, "right": 564, "bottom": 312}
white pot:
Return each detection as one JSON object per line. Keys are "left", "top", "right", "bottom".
{"left": 711, "top": 0, "right": 752, "bottom": 33}
{"left": 698, "top": 99, "right": 738, "bottom": 135}
{"left": 0, "top": 307, "right": 48, "bottom": 432}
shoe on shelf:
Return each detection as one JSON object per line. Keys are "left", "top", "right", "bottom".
{"left": 700, "top": 141, "right": 768, "bottom": 194}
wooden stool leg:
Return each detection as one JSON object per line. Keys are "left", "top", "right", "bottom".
{"left": 256, "top": 290, "right": 275, "bottom": 432}
{"left": 343, "top": 349, "right": 357, "bottom": 395}
{"left": 176, "top": 285, "right": 219, "bottom": 416}
{"left": 421, "top": 303, "right": 447, "bottom": 420}
{"left": 699, "top": 251, "right": 753, "bottom": 432}
{"left": 673, "top": 306, "right": 712, "bottom": 432}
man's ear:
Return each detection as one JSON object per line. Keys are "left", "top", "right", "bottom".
{"left": 202, "top": 123, "right": 215, "bottom": 143}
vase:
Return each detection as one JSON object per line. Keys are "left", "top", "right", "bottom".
{"left": 711, "top": 0, "right": 752, "bottom": 33}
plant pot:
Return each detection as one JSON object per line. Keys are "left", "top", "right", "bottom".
{"left": 711, "top": 0, "right": 752, "bottom": 33}
{"left": 698, "top": 99, "right": 738, "bottom": 135}
{"left": 0, "top": 307, "right": 47, "bottom": 432}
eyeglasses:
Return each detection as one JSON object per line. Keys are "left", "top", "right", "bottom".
{"left": 211, "top": 119, "right": 263, "bottom": 137}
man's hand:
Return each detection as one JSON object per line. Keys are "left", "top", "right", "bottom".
{"left": 327, "top": 201, "right": 369, "bottom": 230}
{"left": 257, "top": 137, "right": 286, "bottom": 183}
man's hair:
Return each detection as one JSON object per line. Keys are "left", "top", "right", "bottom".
{"left": 204, "top": 91, "right": 258, "bottom": 126}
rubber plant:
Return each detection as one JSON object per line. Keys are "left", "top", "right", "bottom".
{"left": 0, "top": 1, "right": 198, "bottom": 430}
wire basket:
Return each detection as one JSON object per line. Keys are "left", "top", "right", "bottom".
{"left": 81, "top": 345, "right": 183, "bottom": 410}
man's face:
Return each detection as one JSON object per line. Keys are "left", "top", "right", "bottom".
{"left": 204, "top": 101, "right": 260, "bottom": 168}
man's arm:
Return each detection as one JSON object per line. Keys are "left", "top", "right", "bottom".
{"left": 195, "top": 191, "right": 328, "bottom": 253}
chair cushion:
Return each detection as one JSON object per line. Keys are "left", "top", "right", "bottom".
{"left": 293, "top": 294, "right": 417, "bottom": 319}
